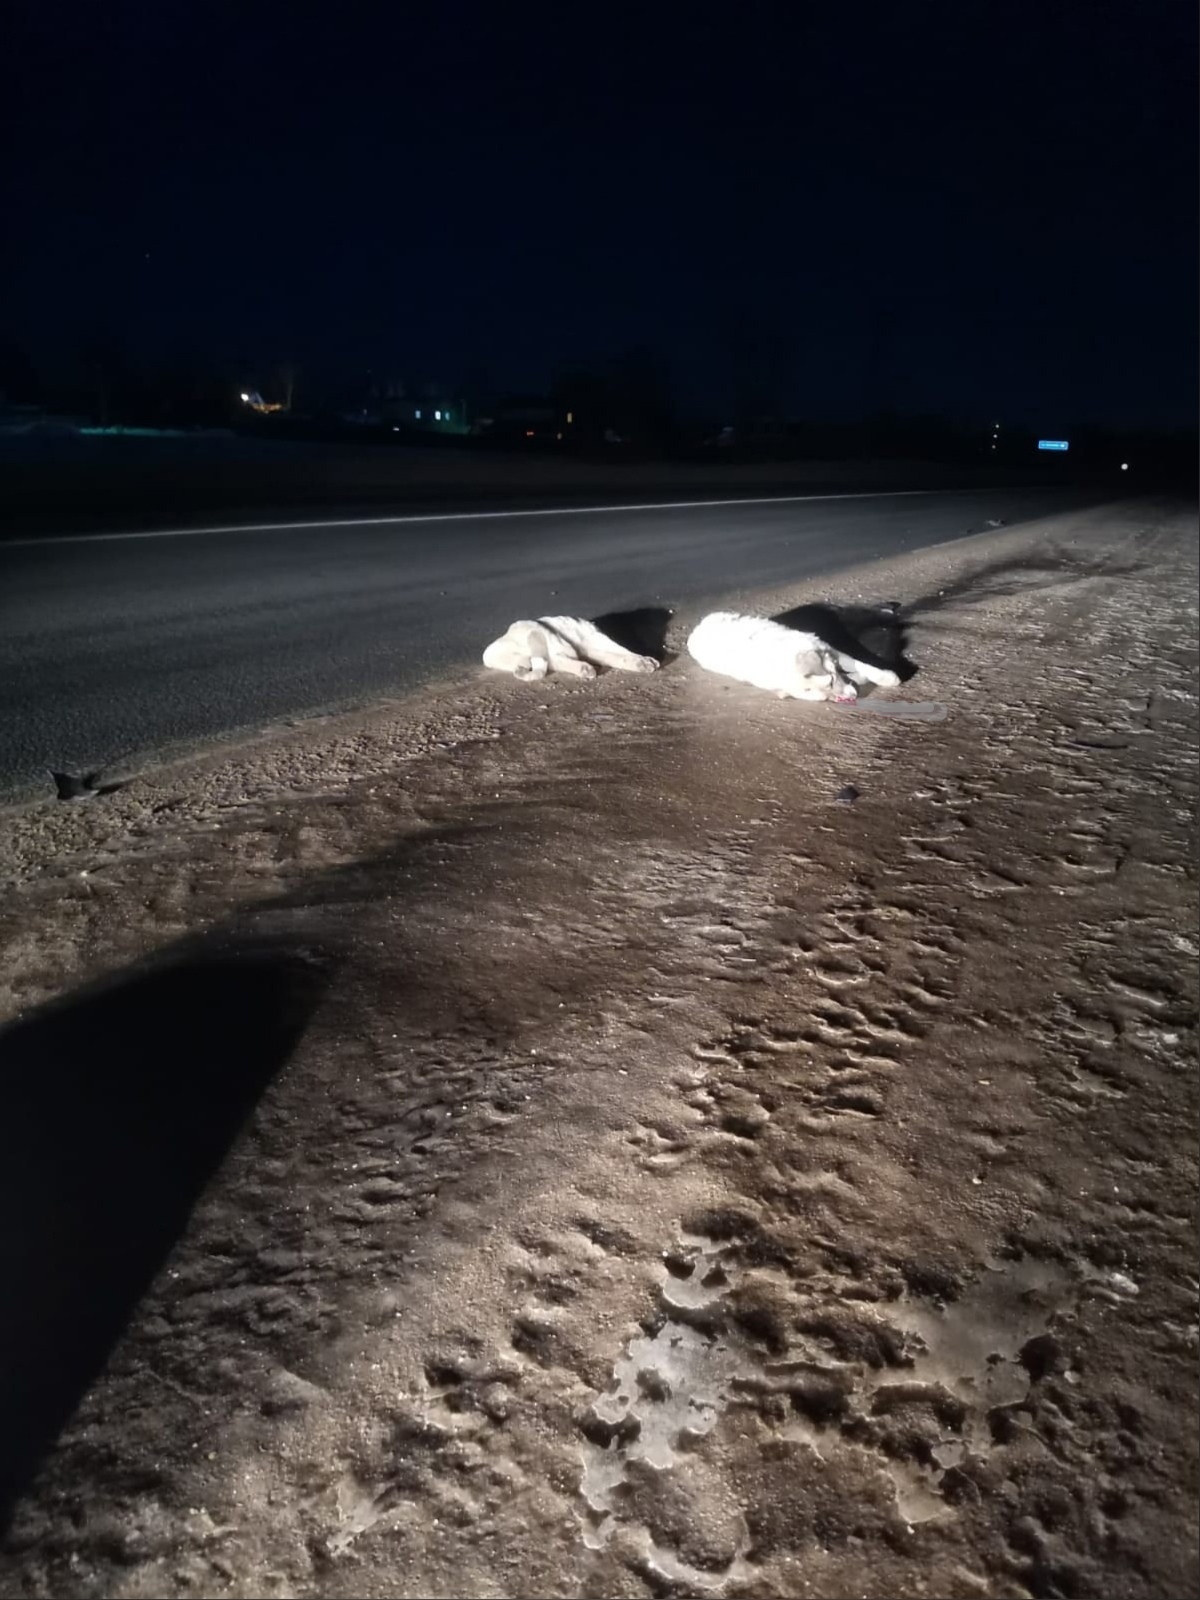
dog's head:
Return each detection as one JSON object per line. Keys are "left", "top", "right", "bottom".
{"left": 780, "top": 644, "right": 847, "bottom": 701}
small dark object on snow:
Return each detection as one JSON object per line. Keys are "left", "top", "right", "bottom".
{"left": 50, "top": 770, "right": 103, "bottom": 801}
{"left": 835, "top": 784, "right": 860, "bottom": 804}
{"left": 48, "top": 768, "right": 124, "bottom": 800}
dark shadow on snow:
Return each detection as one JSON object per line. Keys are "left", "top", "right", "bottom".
{"left": 770, "top": 602, "right": 919, "bottom": 684}
{"left": 590, "top": 606, "right": 675, "bottom": 664}
{"left": 902, "top": 551, "right": 1147, "bottom": 618}
{"left": 0, "top": 946, "right": 330, "bottom": 1526}
{"left": 771, "top": 550, "right": 1149, "bottom": 683}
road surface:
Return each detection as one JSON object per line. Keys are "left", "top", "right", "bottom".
{"left": 0, "top": 485, "right": 1096, "bottom": 799}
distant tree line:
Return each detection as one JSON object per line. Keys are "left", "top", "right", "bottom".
{"left": 1, "top": 334, "right": 1194, "bottom": 480}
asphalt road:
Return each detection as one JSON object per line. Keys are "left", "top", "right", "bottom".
{"left": 0, "top": 486, "right": 1096, "bottom": 800}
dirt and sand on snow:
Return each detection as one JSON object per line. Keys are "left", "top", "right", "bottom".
{"left": 0, "top": 502, "right": 1196, "bottom": 1599}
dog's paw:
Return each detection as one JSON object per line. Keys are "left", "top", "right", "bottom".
{"left": 577, "top": 661, "right": 598, "bottom": 680}
{"left": 635, "top": 656, "right": 660, "bottom": 673}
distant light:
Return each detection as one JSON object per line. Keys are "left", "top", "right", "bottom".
{"left": 525, "top": 429, "right": 534, "bottom": 437}
{"left": 240, "top": 392, "right": 250, "bottom": 403}
{"left": 415, "top": 409, "right": 421, "bottom": 420}
{"left": 435, "top": 410, "right": 442, "bottom": 421}
{"left": 1037, "top": 439, "right": 1070, "bottom": 452}
{"left": 1121, "top": 462, "right": 1129, "bottom": 471}
{"left": 393, "top": 426, "right": 400, "bottom": 432}
{"left": 556, "top": 432, "right": 563, "bottom": 441}
{"left": 566, "top": 411, "right": 574, "bottom": 424}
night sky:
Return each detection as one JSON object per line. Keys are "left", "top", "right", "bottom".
{"left": 8, "top": 1, "right": 1197, "bottom": 430}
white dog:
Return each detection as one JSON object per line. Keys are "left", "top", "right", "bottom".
{"left": 483, "top": 616, "right": 660, "bottom": 681}
{"left": 687, "top": 611, "right": 900, "bottom": 702}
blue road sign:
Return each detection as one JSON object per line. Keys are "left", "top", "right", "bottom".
{"left": 1038, "top": 440, "right": 1070, "bottom": 451}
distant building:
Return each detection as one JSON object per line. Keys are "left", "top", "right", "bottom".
{"left": 371, "top": 378, "right": 466, "bottom": 434}
{"left": 473, "top": 394, "right": 564, "bottom": 442}
{"left": 381, "top": 396, "right": 462, "bottom": 431}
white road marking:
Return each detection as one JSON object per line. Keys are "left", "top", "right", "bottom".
{"left": 3, "top": 487, "right": 985, "bottom": 550}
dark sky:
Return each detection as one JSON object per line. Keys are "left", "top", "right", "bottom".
{"left": 7, "top": 0, "right": 1197, "bottom": 429}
